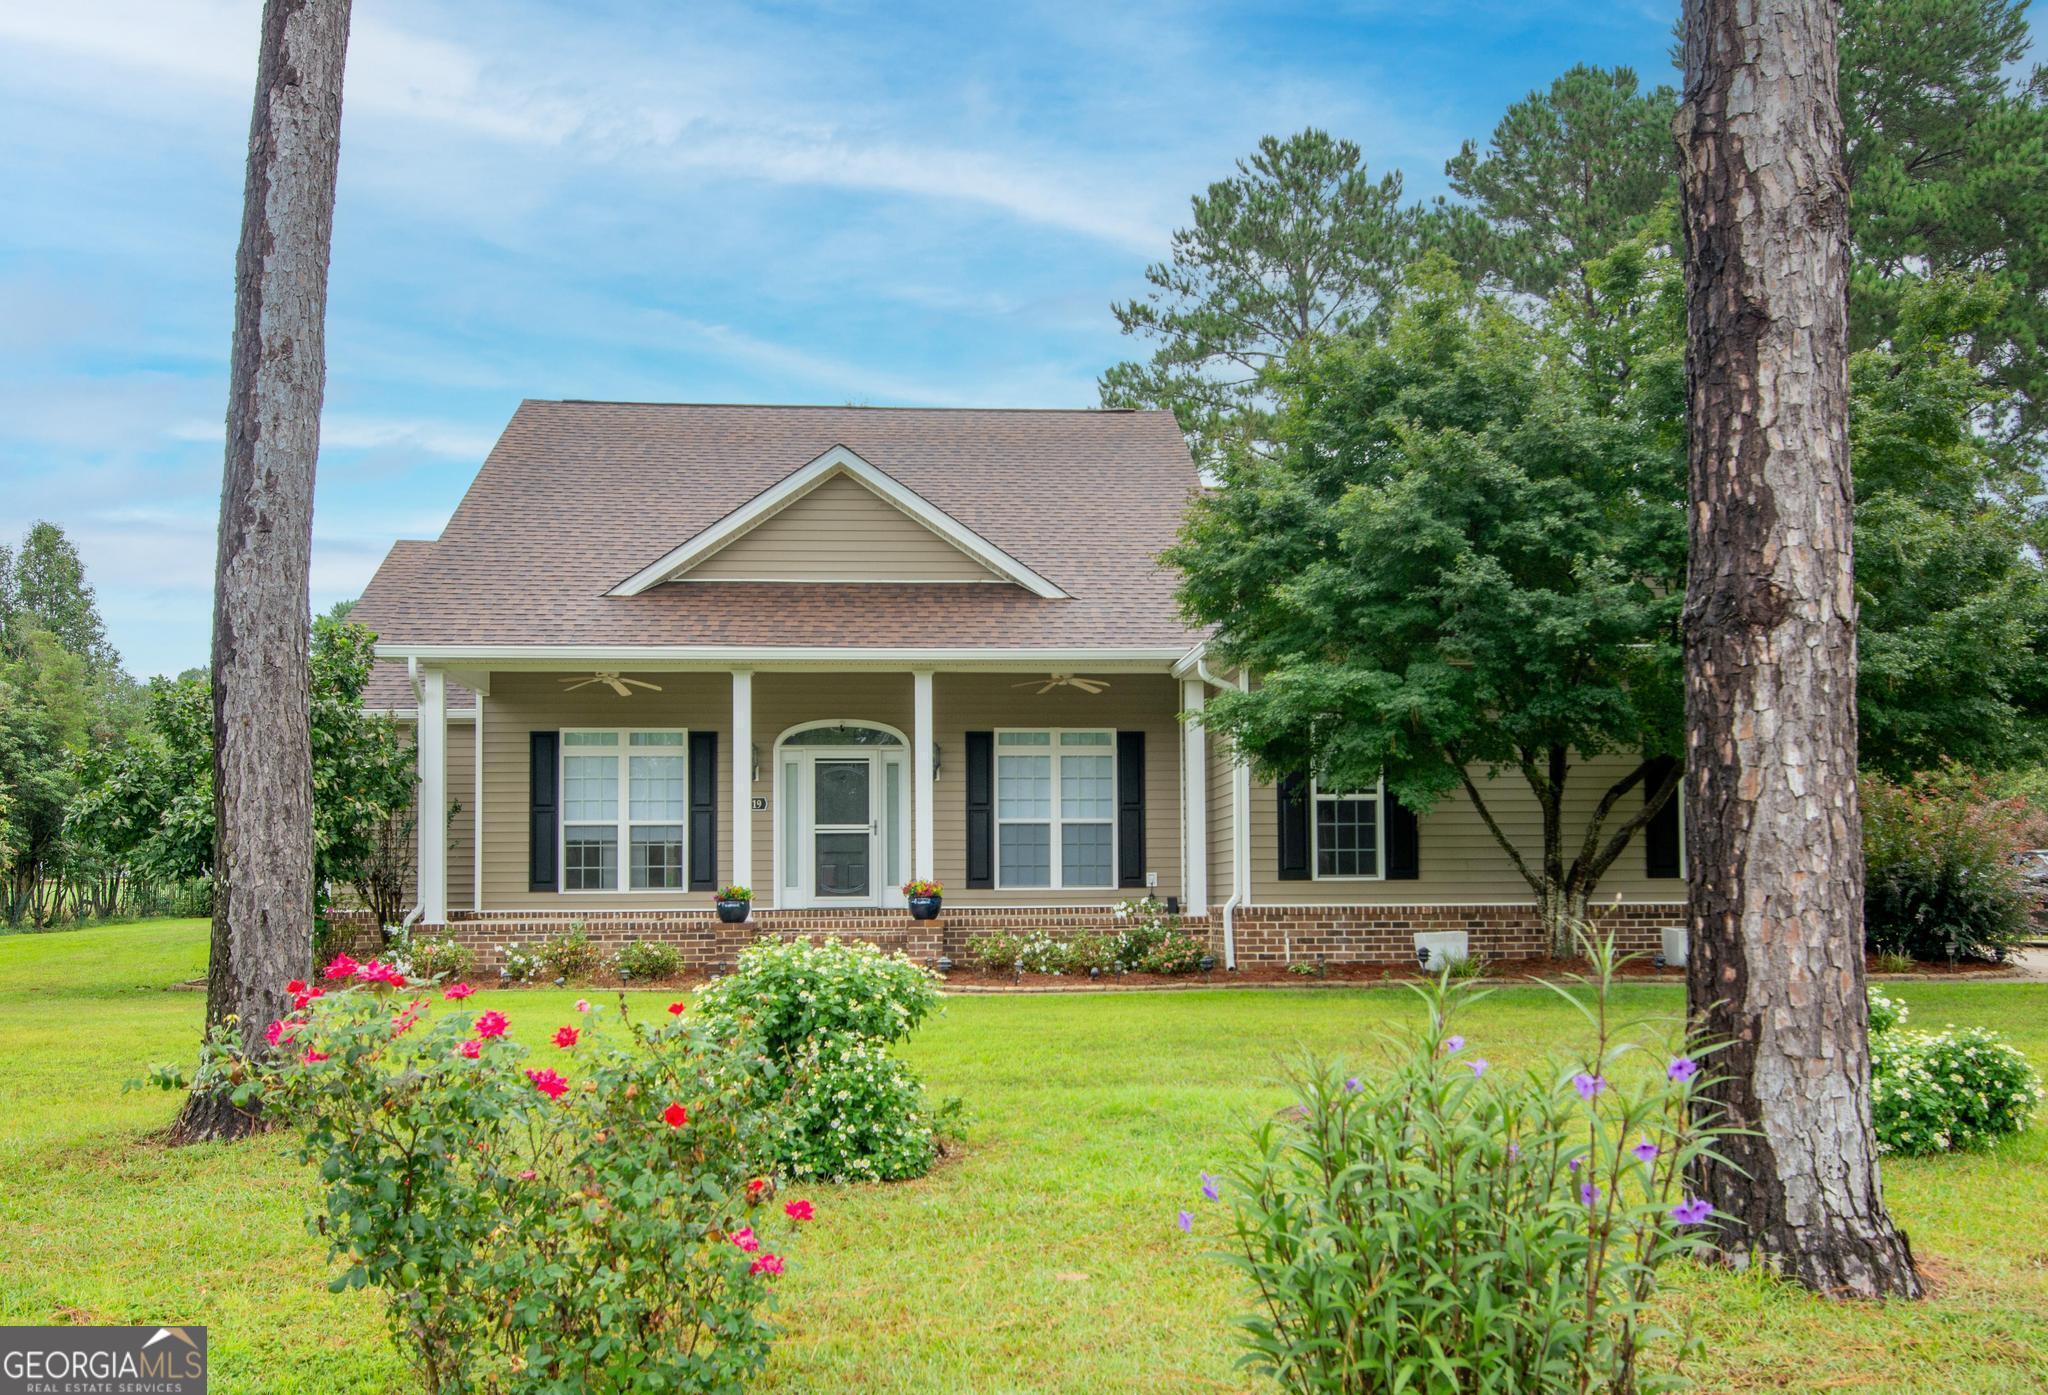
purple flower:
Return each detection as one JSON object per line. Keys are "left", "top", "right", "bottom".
{"left": 1466, "top": 1058, "right": 1489, "bottom": 1077}
{"left": 1631, "top": 1138, "right": 1659, "bottom": 1163}
{"left": 1200, "top": 1172, "right": 1220, "bottom": 1202}
{"left": 1568, "top": 1156, "right": 1582, "bottom": 1172}
{"left": 1572, "top": 1072, "right": 1607, "bottom": 1101}
{"left": 1581, "top": 1181, "right": 1601, "bottom": 1206}
{"left": 1507, "top": 1142, "right": 1520, "bottom": 1161}
{"left": 1176, "top": 1210, "right": 1193, "bottom": 1233}
{"left": 1443, "top": 1035, "right": 1465, "bottom": 1054}
{"left": 1670, "top": 1197, "right": 1714, "bottom": 1226}
{"left": 1344, "top": 1077, "right": 1361, "bottom": 1094}
{"left": 1667, "top": 1056, "right": 1699, "bottom": 1084}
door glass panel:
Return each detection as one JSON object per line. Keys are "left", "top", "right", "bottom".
{"left": 816, "top": 832, "right": 870, "bottom": 896}
{"left": 885, "top": 761, "right": 903, "bottom": 885}
{"left": 815, "top": 760, "right": 870, "bottom": 826}
{"left": 782, "top": 761, "right": 800, "bottom": 889}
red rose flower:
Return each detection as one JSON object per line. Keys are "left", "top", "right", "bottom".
{"left": 526, "top": 1068, "right": 569, "bottom": 1100}
{"left": 729, "top": 1226, "right": 761, "bottom": 1254}
{"left": 784, "top": 1199, "right": 814, "bottom": 1222}
{"left": 667, "top": 1001, "right": 686, "bottom": 1016}
{"left": 745, "top": 1177, "right": 768, "bottom": 1202}
{"left": 442, "top": 982, "right": 475, "bottom": 1001}
{"left": 285, "top": 979, "right": 307, "bottom": 996}
{"left": 322, "top": 952, "right": 359, "bottom": 980}
{"left": 458, "top": 1039, "right": 482, "bottom": 1059}
{"left": 552, "top": 1025, "right": 579, "bottom": 1048}
{"left": 474, "top": 1010, "right": 509, "bottom": 1038}
{"left": 663, "top": 1102, "right": 689, "bottom": 1128}
{"left": 749, "top": 1253, "right": 784, "bottom": 1277}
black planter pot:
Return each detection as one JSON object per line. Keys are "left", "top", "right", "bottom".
{"left": 908, "top": 894, "right": 943, "bottom": 921}
{"left": 715, "top": 898, "right": 751, "bottom": 924}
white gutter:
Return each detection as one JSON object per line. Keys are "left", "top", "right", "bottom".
{"left": 405, "top": 655, "right": 423, "bottom": 706}
{"left": 377, "top": 643, "right": 1190, "bottom": 667}
{"left": 1193, "top": 655, "right": 1249, "bottom": 972}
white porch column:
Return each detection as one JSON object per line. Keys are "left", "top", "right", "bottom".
{"left": 912, "top": 669, "right": 936, "bottom": 881}
{"left": 417, "top": 668, "right": 449, "bottom": 924}
{"left": 1180, "top": 677, "right": 1208, "bottom": 915}
{"left": 731, "top": 670, "right": 753, "bottom": 890}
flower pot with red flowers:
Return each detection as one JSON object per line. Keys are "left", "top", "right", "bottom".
{"left": 902, "top": 880, "right": 943, "bottom": 920}
{"left": 715, "top": 884, "right": 753, "bottom": 923}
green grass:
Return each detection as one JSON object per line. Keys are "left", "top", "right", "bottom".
{"left": 3, "top": 919, "right": 2045, "bottom": 1393}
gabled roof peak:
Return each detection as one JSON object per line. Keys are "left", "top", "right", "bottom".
{"left": 608, "top": 444, "right": 1069, "bottom": 599}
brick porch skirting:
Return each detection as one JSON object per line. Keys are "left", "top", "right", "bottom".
{"left": 329, "top": 903, "right": 1685, "bottom": 974}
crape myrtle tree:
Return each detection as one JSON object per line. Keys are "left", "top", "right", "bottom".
{"left": 182, "top": 0, "right": 352, "bottom": 1144}
{"left": 1100, "top": 129, "right": 1416, "bottom": 469}
{"left": 1677, "top": 0, "right": 1922, "bottom": 1297}
{"left": 1169, "top": 249, "right": 1688, "bottom": 956}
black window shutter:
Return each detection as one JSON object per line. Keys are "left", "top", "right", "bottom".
{"left": 1277, "top": 772, "right": 1312, "bottom": 881}
{"left": 965, "top": 731, "right": 994, "bottom": 889}
{"left": 1384, "top": 787, "right": 1420, "bottom": 880}
{"left": 1644, "top": 755, "right": 1683, "bottom": 879}
{"left": 689, "top": 731, "right": 718, "bottom": 891}
{"left": 1116, "top": 731, "right": 1146, "bottom": 889}
{"left": 529, "top": 731, "right": 559, "bottom": 892}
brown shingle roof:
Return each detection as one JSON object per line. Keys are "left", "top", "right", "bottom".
{"left": 358, "top": 542, "right": 474, "bottom": 709}
{"left": 349, "top": 401, "right": 1204, "bottom": 654}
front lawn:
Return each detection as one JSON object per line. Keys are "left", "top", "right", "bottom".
{"left": 3, "top": 919, "right": 2045, "bottom": 1393}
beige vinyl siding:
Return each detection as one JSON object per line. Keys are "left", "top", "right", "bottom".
{"left": 681, "top": 474, "right": 1003, "bottom": 583}
{"left": 1248, "top": 752, "right": 1680, "bottom": 905}
{"left": 1206, "top": 733, "right": 1235, "bottom": 902}
{"left": 479, "top": 672, "right": 732, "bottom": 910}
{"left": 932, "top": 673, "right": 1182, "bottom": 906}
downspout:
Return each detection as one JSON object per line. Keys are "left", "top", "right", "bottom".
{"left": 1195, "top": 657, "right": 1248, "bottom": 971}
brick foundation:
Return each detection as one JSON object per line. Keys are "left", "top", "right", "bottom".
{"left": 331, "top": 901, "right": 1684, "bottom": 974}
{"left": 1224, "top": 903, "right": 1683, "bottom": 967}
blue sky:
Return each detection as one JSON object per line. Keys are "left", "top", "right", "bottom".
{"left": 1, "top": 0, "right": 1682, "bottom": 676}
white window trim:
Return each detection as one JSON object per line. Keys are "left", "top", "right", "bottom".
{"left": 993, "top": 727, "right": 1119, "bottom": 891}
{"left": 560, "top": 728, "right": 689, "bottom": 893}
{"left": 1310, "top": 777, "right": 1386, "bottom": 882}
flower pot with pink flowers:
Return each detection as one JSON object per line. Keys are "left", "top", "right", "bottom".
{"left": 902, "top": 879, "right": 943, "bottom": 920}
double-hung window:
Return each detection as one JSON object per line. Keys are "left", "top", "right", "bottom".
{"left": 561, "top": 730, "right": 686, "bottom": 891}
{"left": 1312, "top": 779, "right": 1383, "bottom": 880}
{"left": 995, "top": 729, "right": 1116, "bottom": 889}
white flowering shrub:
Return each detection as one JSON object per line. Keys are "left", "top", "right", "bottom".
{"left": 1870, "top": 1023, "right": 2042, "bottom": 1156}
{"left": 695, "top": 937, "right": 957, "bottom": 1181}
{"left": 1867, "top": 987, "right": 1908, "bottom": 1037}
{"left": 779, "top": 1034, "right": 960, "bottom": 1182}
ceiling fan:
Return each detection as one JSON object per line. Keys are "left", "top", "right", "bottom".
{"left": 1012, "top": 674, "right": 1111, "bottom": 695}
{"left": 559, "top": 672, "right": 664, "bottom": 698}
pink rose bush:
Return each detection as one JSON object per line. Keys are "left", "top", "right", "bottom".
{"left": 145, "top": 972, "right": 806, "bottom": 1394}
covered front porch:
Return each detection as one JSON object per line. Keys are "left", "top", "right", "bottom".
{"left": 399, "top": 653, "right": 1213, "bottom": 923}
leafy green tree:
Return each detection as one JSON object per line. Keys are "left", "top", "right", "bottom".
{"left": 75, "top": 618, "right": 416, "bottom": 904}
{"left": 2, "top": 522, "right": 121, "bottom": 674}
{"left": 1431, "top": 65, "right": 1679, "bottom": 305}
{"left": 1852, "top": 275, "right": 2048, "bottom": 773}
{"left": 0, "top": 675, "right": 74, "bottom": 925}
{"left": 1170, "top": 252, "right": 1687, "bottom": 953}
{"left": 1099, "top": 129, "right": 1415, "bottom": 467}
{"left": 1843, "top": 0, "right": 2048, "bottom": 444}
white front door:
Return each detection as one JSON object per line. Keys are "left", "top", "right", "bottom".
{"left": 810, "top": 755, "right": 877, "bottom": 903}
{"left": 778, "top": 743, "right": 909, "bottom": 908}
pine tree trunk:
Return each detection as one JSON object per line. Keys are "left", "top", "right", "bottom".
{"left": 1675, "top": 0, "right": 1920, "bottom": 1296}
{"left": 175, "top": 0, "right": 352, "bottom": 1147}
